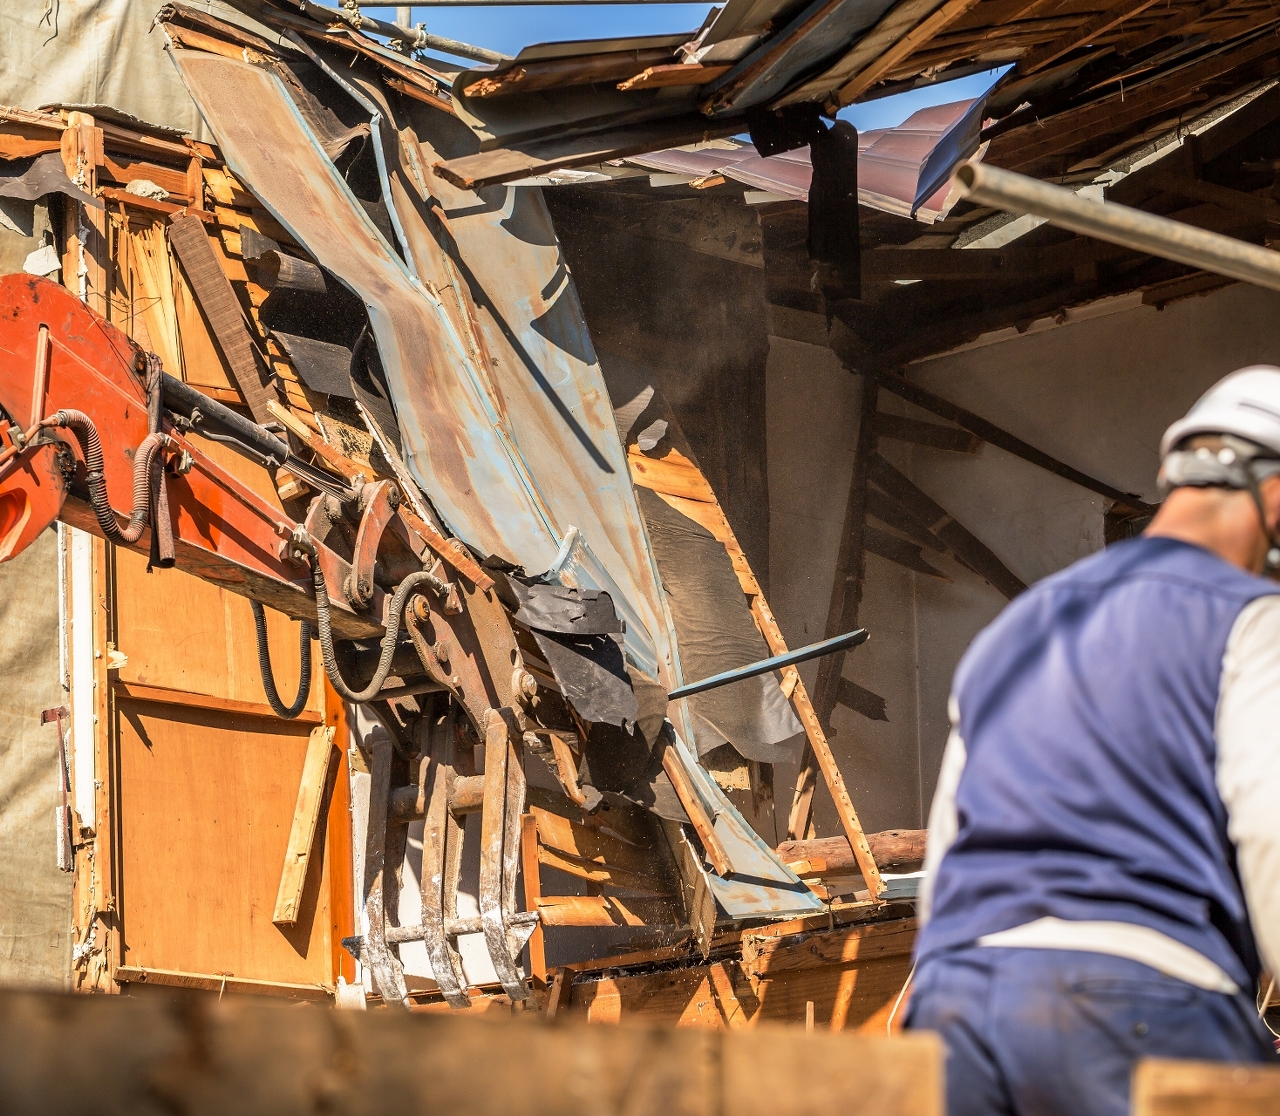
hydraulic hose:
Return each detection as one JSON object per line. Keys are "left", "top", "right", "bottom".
{"left": 47, "top": 410, "right": 168, "bottom": 547}
{"left": 310, "top": 564, "right": 438, "bottom": 704}
{"left": 251, "top": 601, "right": 313, "bottom": 719}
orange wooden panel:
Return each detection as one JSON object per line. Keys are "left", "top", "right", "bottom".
{"left": 115, "top": 699, "right": 333, "bottom": 984}
{"left": 112, "top": 436, "right": 319, "bottom": 710}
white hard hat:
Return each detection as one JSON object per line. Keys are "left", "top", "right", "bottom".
{"left": 1161, "top": 366, "right": 1280, "bottom": 459}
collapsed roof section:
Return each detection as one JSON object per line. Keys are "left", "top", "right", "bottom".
{"left": 135, "top": 2, "right": 843, "bottom": 920}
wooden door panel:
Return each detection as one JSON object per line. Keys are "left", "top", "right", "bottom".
{"left": 116, "top": 700, "right": 332, "bottom": 984}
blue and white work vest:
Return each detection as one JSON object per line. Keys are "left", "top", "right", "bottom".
{"left": 917, "top": 535, "right": 1280, "bottom": 990}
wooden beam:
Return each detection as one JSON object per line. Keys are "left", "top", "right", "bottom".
{"left": 833, "top": 0, "right": 985, "bottom": 106}
{"left": 739, "top": 917, "right": 918, "bottom": 978}
{"left": 872, "top": 370, "right": 1153, "bottom": 510}
{"left": 992, "top": 31, "right": 1280, "bottom": 168}
{"left": 863, "top": 239, "right": 1133, "bottom": 281}
{"left": 273, "top": 726, "right": 338, "bottom": 926}
{"left": 863, "top": 525, "right": 950, "bottom": 579}
{"left": 789, "top": 377, "right": 878, "bottom": 843}
{"left": 776, "top": 831, "right": 927, "bottom": 876}
{"left": 744, "top": 595, "right": 882, "bottom": 894}
{"left": 1147, "top": 171, "right": 1280, "bottom": 224}
{"left": 1017, "top": 0, "right": 1164, "bottom": 74}
{"left": 520, "top": 813, "right": 548, "bottom": 989}
{"left": 1115, "top": 0, "right": 1239, "bottom": 54}
{"left": 545, "top": 967, "right": 573, "bottom": 1019}
{"left": 867, "top": 455, "right": 1025, "bottom": 600}
{"left": 1132, "top": 1058, "right": 1280, "bottom": 1114}
{"left": 114, "top": 967, "right": 332, "bottom": 1000}
{"left": 662, "top": 744, "right": 733, "bottom": 877}
{"left": 617, "top": 64, "right": 732, "bottom": 90}
{"left": 111, "top": 680, "right": 322, "bottom": 724}
{"left": 458, "top": 48, "right": 674, "bottom": 98}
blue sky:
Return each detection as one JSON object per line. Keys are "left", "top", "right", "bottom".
{"left": 363, "top": 4, "right": 1004, "bottom": 131}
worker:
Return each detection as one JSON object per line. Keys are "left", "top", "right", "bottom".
{"left": 906, "top": 366, "right": 1280, "bottom": 1116}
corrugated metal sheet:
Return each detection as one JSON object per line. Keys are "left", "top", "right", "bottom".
{"left": 626, "top": 98, "right": 985, "bottom": 222}
{"left": 170, "top": 47, "right": 822, "bottom": 921}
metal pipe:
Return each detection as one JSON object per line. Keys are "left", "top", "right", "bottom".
{"left": 302, "top": 2, "right": 508, "bottom": 62}
{"left": 953, "top": 161, "right": 1280, "bottom": 295}
{"left": 667, "top": 628, "right": 870, "bottom": 700}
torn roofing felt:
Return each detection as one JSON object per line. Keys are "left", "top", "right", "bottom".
{"left": 169, "top": 33, "right": 819, "bottom": 919}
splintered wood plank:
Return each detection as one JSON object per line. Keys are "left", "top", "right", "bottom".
{"left": 531, "top": 805, "right": 654, "bottom": 879}
{"left": 833, "top": 0, "right": 985, "bottom": 106}
{"left": 535, "top": 895, "right": 682, "bottom": 927}
{"left": 168, "top": 214, "right": 274, "bottom": 423}
{"left": 617, "top": 64, "right": 732, "bottom": 90}
{"left": 114, "top": 967, "right": 332, "bottom": 999}
{"left": 273, "top": 726, "right": 339, "bottom": 926}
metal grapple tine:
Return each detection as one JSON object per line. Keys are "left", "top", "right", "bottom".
{"left": 478, "top": 708, "right": 529, "bottom": 1002}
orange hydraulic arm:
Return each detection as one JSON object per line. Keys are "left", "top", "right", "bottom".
{"left": 0, "top": 274, "right": 391, "bottom": 637}
{"left": 0, "top": 275, "right": 614, "bottom": 1010}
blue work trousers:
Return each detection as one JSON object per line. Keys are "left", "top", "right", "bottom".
{"left": 905, "top": 946, "right": 1275, "bottom": 1116}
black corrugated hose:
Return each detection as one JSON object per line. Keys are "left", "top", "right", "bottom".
{"left": 46, "top": 409, "right": 168, "bottom": 547}
{"left": 310, "top": 564, "right": 436, "bottom": 704}
{"left": 251, "top": 601, "right": 312, "bottom": 719}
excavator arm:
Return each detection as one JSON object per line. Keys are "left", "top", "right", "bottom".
{"left": 0, "top": 274, "right": 553, "bottom": 1007}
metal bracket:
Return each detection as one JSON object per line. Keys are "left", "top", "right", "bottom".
{"left": 345, "top": 479, "right": 399, "bottom": 609}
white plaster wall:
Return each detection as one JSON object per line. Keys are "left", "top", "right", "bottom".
{"left": 766, "top": 340, "right": 925, "bottom": 835}
{"left": 768, "top": 280, "right": 1280, "bottom": 835}
{"left": 907, "top": 280, "right": 1280, "bottom": 808}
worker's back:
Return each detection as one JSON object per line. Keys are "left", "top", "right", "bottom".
{"left": 918, "top": 534, "right": 1279, "bottom": 990}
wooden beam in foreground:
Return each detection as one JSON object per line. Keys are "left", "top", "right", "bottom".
{"left": 0, "top": 986, "right": 942, "bottom": 1116}
{"left": 1133, "top": 1058, "right": 1280, "bottom": 1115}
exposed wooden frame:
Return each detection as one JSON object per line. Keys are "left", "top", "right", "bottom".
{"left": 1017, "top": 0, "right": 1164, "bottom": 75}
{"left": 1114, "top": 0, "right": 1240, "bottom": 54}
{"left": 872, "top": 370, "right": 1152, "bottom": 510}
{"left": 832, "top": 0, "right": 986, "bottom": 107}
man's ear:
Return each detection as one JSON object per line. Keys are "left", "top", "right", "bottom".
{"left": 1261, "top": 474, "right": 1280, "bottom": 532}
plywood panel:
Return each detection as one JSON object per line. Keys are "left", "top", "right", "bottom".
{"left": 116, "top": 700, "right": 333, "bottom": 984}
{"left": 112, "top": 437, "right": 319, "bottom": 710}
